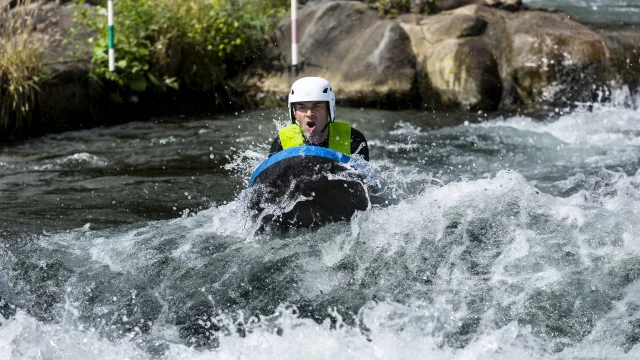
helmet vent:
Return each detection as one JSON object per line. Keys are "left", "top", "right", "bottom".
{"left": 291, "top": 89, "right": 294, "bottom": 94}
{"left": 323, "top": 88, "right": 328, "bottom": 93}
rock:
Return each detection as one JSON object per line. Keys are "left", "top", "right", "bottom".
{"left": 421, "top": 13, "right": 487, "bottom": 43}
{"left": 258, "top": 1, "right": 417, "bottom": 109}
{"left": 424, "top": 38, "right": 502, "bottom": 110}
{"left": 600, "top": 30, "right": 640, "bottom": 92}
{"left": 398, "top": 3, "right": 640, "bottom": 111}
{"left": 438, "top": 0, "right": 483, "bottom": 11}
{"left": 253, "top": 0, "right": 640, "bottom": 112}
{"left": 485, "top": 0, "right": 521, "bottom": 11}
{"left": 22, "top": 3, "right": 93, "bottom": 71}
{"left": 424, "top": 4, "right": 521, "bottom": 108}
{"left": 455, "top": 5, "right": 512, "bottom": 97}
{"left": 506, "top": 10, "right": 612, "bottom": 107}
{"left": 400, "top": 6, "right": 502, "bottom": 110}
{"left": 439, "top": 0, "right": 522, "bottom": 12}
{"left": 425, "top": 4, "right": 640, "bottom": 109}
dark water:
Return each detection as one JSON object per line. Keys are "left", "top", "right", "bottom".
{"left": 0, "top": 108, "right": 476, "bottom": 234}
{"left": 1, "top": 87, "right": 640, "bottom": 358}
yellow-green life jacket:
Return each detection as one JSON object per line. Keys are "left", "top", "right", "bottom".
{"left": 279, "top": 120, "right": 351, "bottom": 155}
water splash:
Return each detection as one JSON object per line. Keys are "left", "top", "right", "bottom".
{"left": 3, "top": 86, "right": 640, "bottom": 358}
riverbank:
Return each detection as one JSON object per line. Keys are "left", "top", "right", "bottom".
{"left": 255, "top": 1, "right": 640, "bottom": 112}
{"left": 1, "top": 0, "right": 639, "bottom": 142}
{"left": 0, "top": 0, "right": 285, "bottom": 141}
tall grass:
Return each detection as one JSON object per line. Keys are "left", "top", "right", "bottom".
{"left": 0, "top": 0, "right": 49, "bottom": 137}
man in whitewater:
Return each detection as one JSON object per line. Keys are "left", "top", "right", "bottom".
{"left": 268, "top": 77, "right": 369, "bottom": 161}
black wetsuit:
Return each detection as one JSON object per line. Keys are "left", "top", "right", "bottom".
{"left": 268, "top": 126, "right": 369, "bottom": 161}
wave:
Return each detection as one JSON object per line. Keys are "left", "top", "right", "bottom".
{"left": 3, "top": 165, "right": 640, "bottom": 357}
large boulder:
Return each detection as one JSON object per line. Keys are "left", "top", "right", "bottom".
{"left": 506, "top": 10, "right": 610, "bottom": 107}
{"left": 600, "top": 30, "right": 640, "bottom": 93}
{"left": 425, "top": 38, "right": 502, "bottom": 110}
{"left": 504, "top": 9, "right": 640, "bottom": 108}
{"left": 403, "top": 4, "right": 640, "bottom": 110}
{"left": 257, "top": 1, "right": 417, "bottom": 109}
{"left": 399, "top": 8, "right": 503, "bottom": 110}
{"left": 258, "top": 1, "right": 640, "bottom": 112}
{"left": 421, "top": 13, "right": 487, "bottom": 43}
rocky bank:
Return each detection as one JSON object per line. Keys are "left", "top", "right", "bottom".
{"left": 257, "top": 0, "right": 640, "bottom": 111}
{"left": 1, "top": 0, "right": 640, "bottom": 140}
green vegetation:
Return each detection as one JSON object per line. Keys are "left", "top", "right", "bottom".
{"left": 365, "top": 0, "right": 411, "bottom": 16}
{"left": 363, "top": 0, "right": 440, "bottom": 16}
{"left": 0, "top": 0, "right": 50, "bottom": 135}
{"left": 74, "top": 0, "right": 288, "bottom": 103}
{"left": 1, "top": 0, "right": 433, "bottom": 139}
{"left": 1, "top": 0, "right": 287, "bottom": 139}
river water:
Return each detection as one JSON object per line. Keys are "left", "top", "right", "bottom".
{"left": 524, "top": 0, "right": 640, "bottom": 27}
{"left": 0, "top": 85, "right": 639, "bottom": 358}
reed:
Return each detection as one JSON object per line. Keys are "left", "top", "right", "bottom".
{"left": 0, "top": 0, "right": 50, "bottom": 137}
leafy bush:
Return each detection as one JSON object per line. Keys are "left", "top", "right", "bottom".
{"left": 74, "top": 0, "right": 286, "bottom": 102}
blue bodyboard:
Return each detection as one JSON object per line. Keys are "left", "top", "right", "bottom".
{"left": 246, "top": 146, "right": 384, "bottom": 229}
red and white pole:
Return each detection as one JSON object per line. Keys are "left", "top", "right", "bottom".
{"left": 291, "top": 0, "right": 298, "bottom": 76}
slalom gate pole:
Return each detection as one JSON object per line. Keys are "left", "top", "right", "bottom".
{"left": 291, "top": 0, "right": 298, "bottom": 76}
{"left": 108, "top": 0, "right": 115, "bottom": 72}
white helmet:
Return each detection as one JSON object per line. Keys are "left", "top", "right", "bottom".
{"left": 288, "top": 77, "right": 336, "bottom": 123}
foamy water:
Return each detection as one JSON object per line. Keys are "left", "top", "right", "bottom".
{"left": 524, "top": 0, "right": 640, "bottom": 25}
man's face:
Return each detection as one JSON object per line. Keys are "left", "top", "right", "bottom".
{"left": 293, "top": 101, "right": 329, "bottom": 141}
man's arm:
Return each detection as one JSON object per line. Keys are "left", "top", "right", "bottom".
{"left": 268, "top": 136, "right": 283, "bottom": 157}
{"left": 350, "top": 128, "right": 369, "bottom": 161}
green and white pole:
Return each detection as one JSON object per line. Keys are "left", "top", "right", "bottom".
{"left": 108, "top": 0, "right": 115, "bottom": 72}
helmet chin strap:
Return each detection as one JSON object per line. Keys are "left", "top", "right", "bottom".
{"left": 320, "top": 119, "right": 330, "bottom": 133}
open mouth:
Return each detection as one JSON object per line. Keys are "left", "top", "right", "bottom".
{"left": 306, "top": 120, "right": 316, "bottom": 131}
